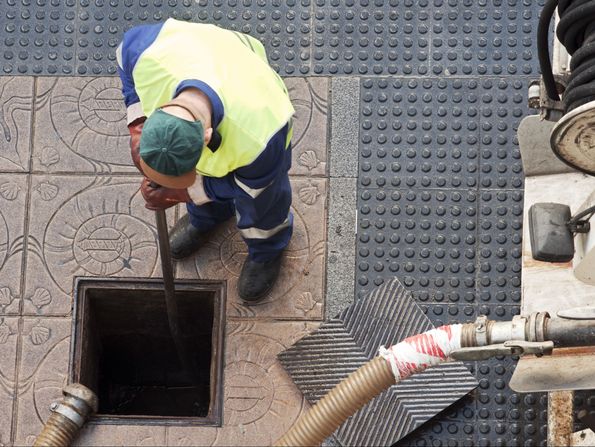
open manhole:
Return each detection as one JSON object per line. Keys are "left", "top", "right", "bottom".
{"left": 70, "top": 278, "right": 226, "bottom": 425}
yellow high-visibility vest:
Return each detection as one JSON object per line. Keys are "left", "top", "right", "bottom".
{"left": 132, "top": 19, "right": 294, "bottom": 177}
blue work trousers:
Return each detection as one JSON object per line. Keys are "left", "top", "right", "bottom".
{"left": 186, "top": 124, "right": 293, "bottom": 263}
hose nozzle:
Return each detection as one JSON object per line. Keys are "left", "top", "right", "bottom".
{"left": 33, "top": 383, "right": 98, "bottom": 447}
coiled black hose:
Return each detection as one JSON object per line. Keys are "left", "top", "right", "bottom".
{"left": 539, "top": 0, "right": 595, "bottom": 111}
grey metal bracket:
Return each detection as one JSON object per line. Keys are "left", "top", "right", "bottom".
{"left": 450, "top": 340, "right": 555, "bottom": 361}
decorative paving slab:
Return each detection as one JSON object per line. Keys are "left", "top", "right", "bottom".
{"left": 0, "top": 73, "right": 331, "bottom": 444}
{"left": 0, "top": 316, "right": 18, "bottom": 446}
{"left": 13, "top": 317, "right": 72, "bottom": 446}
{"left": 0, "top": 77, "right": 34, "bottom": 172}
{"left": 278, "top": 278, "right": 478, "bottom": 446}
{"left": 71, "top": 321, "right": 318, "bottom": 447}
{"left": 31, "top": 76, "right": 328, "bottom": 176}
{"left": 24, "top": 175, "right": 166, "bottom": 316}
{"left": 0, "top": 173, "right": 27, "bottom": 316}
{"left": 176, "top": 176, "right": 327, "bottom": 320}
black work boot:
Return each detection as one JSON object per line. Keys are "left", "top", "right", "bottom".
{"left": 238, "top": 253, "right": 283, "bottom": 303}
{"left": 169, "top": 214, "right": 207, "bottom": 260}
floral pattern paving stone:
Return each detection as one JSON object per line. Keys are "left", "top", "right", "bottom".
{"left": 32, "top": 77, "right": 329, "bottom": 176}
{"left": 0, "top": 317, "right": 18, "bottom": 446}
{"left": 285, "top": 77, "right": 329, "bottom": 178}
{"left": 177, "top": 177, "right": 327, "bottom": 320}
{"left": 165, "top": 321, "right": 317, "bottom": 447}
{"left": 0, "top": 174, "right": 27, "bottom": 315}
{"left": 0, "top": 77, "right": 34, "bottom": 172}
{"left": 74, "top": 426, "right": 167, "bottom": 447}
{"left": 14, "top": 318, "right": 71, "bottom": 446}
{"left": 23, "top": 175, "right": 173, "bottom": 316}
{"left": 32, "top": 77, "right": 134, "bottom": 175}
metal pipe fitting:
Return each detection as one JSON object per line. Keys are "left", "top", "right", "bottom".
{"left": 34, "top": 383, "right": 98, "bottom": 447}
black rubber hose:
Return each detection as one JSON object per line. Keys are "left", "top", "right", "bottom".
{"left": 538, "top": 0, "right": 561, "bottom": 101}
{"left": 556, "top": 0, "right": 595, "bottom": 111}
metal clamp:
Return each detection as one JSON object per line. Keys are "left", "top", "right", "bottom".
{"left": 474, "top": 315, "right": 489, "bottom": 346}
{"left": 450, "top": 340, "right": 554, "bottom": 361}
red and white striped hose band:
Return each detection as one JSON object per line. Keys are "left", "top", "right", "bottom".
{"left": 378, "top": 324, "right": 463, "bottom": 382}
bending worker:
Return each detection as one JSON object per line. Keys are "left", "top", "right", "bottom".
{"left": 117, "top": 19, "right": 295, "bottom": 303}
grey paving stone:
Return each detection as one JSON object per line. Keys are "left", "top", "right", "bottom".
{"left": 477, "top": 189, "right": 524, "bottom": 309}
{"left": 360, "top": 78, "right": 481, "bottom": 190}
{"left": 330, "top": 77, "right": 359, "bottom": 178}
{"left": 13, "top": 317, "right": 71, "bottom": 446}
{"left": 176, "top": 177, "right": 327, "bottom": 321}
{"left": 356, "top": 187, "right": 479, "bottom": 305}
{"left": 0, "top": 316, "right": 18, "bottom": 446}
{"left": 286, "top": 77, "right": 329, "bottom": 178}
{"left": 0, "top": 174, "right": 28, "bottom": 315}
{"left": 2, "top": 0, "right": 312, "bottom": 77}
{"left": 325, "top": 177, "right": 356, "bottom": 319}
{"left": 0, "top": 77, "right": 34, "bottom": 172}
{"left": 32, "top": 77, "right": 134, "bottom": 175}
{"left": 24, "top": 175, "right": 170, "bottom": 316}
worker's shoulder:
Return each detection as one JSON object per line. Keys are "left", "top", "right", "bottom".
{"left": 122, "top": 21, "right": 165, "bottom": 44}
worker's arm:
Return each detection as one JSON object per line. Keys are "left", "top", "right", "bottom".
{"left": 116, "top": 42, "right": 147, "bottom": 173}
{"left": 116, "top": 42, "right": 144, "bottom": 125}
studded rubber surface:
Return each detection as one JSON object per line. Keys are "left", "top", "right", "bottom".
{"left": 1, "top": 0, "right": 553, "bottom": 444}
{"left": 1, "top": 0, "right": 542, "bottom": 77}
{"left": 356, "top": 75, "right": 544, "bottom": 447}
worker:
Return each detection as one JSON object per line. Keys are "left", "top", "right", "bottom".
{"left": 116, "top": 19, "right": 295, "bottom": 303}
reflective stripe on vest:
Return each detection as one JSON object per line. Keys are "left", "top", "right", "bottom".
{"left": 132, "top": 19, "right": 295, "bottom": 177}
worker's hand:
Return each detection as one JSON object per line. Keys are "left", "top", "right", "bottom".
{"left": 140, "top": 177, "right": 192, "bottom": 210}
{"left": 128, "top": 117, "right": 147, "bottom": 174}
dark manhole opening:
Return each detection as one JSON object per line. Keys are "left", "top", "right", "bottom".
{"left": 70, "top": 278, "right": 226, "bottom": 425}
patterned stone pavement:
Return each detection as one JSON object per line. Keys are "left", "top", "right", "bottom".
{"left": 0, "top": 76, "right": 330, "bottom": 445}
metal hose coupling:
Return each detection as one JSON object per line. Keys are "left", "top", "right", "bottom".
{"left": 33, "top": 383, "right": 98, "bottom": 447}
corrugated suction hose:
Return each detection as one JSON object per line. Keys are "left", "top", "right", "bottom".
{"left": 34, "top": 383, "right": 98, "bottom": 447}
{"left": 276, "top": 324, "right": 463, "bottom": 446}
{"left": 276, "top": 356, "right": 393, "bottom": 446}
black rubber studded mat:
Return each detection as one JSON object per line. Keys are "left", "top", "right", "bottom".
{"left": 278, "top": 279, "right": 478, "bottom": 446}
{"left": 1, "top": 0, "right": 542, "bottom": 77}
{"left": 0, "top": 0, "right": 557, "bottom": 444}
{"left": 355, "top": 77, "right": 549, "bottom": 447}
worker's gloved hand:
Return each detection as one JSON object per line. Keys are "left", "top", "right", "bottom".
{"left": 140, "top": 177, "right": 191, "bottom": 210}
{"left": 128, "top": 117, "right": 147, "bottom": 174}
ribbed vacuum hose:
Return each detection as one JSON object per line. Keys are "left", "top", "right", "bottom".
{"left": 34, "top": 383, "right": 98, "bottom": 447}
{"left": 276, "top": 356, "right": 394, "bottom": 446}
{"left": 34, "top": 412, "right": 81, "bottom": 447}
{"left": 276, "top": 324, "right": 463, "bottom": 447}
